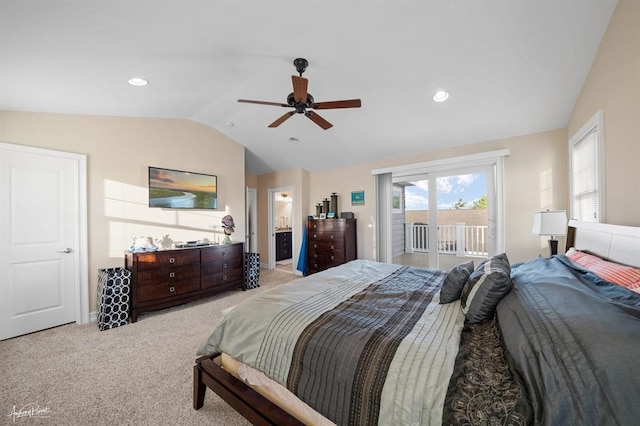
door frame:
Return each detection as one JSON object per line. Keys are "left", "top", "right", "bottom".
{"left": 0, "top": 141, "right": 89, "bottom": 325}
{"left": 245, "top": 187, "right": 258, "bottom": 253}
{"left": 267, "top": 185, "right": 295, "bottom": 270}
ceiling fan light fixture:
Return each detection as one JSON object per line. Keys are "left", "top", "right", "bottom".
{"left": 433, "top": 90, "right": 449, "bottom": 102}
{"left": 128, "top": 77, "right": 148, "bottom": 86}
{"left": 237, "top": 58, "right": 361, "bottom": 130}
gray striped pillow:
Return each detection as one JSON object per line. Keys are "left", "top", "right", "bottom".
{"left": 440, "top": 261, "right": 474, "bottom": 304}
{"left": 460, "top": 253, "right": 513, "bottom": 323}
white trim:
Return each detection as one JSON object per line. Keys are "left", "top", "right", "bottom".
{"left": 267, "top": 185, "right": 295, "bottom": 271}
{"left": 568, "top": 109, "right": 605, "bottom": 223}
{"left": 245, "top": 187, "right": 258, "bottom": 253}
{"left": 372, "top": 149, "right": 510, "bottom": 176}
{"left": 0, "top": 142, "right": 90, "bottom": 325}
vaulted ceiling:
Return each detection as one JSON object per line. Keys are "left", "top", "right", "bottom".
{"left": 0, "top": 1, "right": 618, "bottom": 175}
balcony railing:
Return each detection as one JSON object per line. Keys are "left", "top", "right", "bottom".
{"left": 405, "top": 223, "right": 489, "bottom": 256}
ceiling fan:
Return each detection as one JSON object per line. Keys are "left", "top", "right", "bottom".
{"left": 238, "top": 58, "right": 361, "bottom": 130}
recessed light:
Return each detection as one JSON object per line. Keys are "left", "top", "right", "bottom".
{"left": 289, "top": 137, "right": 299, "bottom": 144}
{"left": 433, "top": 90, "right": 449, "bottom": 102}
{"left": 128, "top": 77, "right": 148, "bottom": 86}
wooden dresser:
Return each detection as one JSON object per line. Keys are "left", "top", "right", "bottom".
{"left": 125, "top": 242, "right": 244, "bottom": 322}
{"left": 306, "top": 218, "right": 357, "bottom": 275}
{"left": 275, "top": 231, "right": 292, "bottom": 261}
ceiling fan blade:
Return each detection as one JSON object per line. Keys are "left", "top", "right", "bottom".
{"left": 311, "top": 99, "right": 362, "bottom": 109}
{"left": 268, "top": 111, "right": 296, "bottom": 128}
{"left": 305, "top": 111, "right": 333, "bottom": 130}
{"left": 292, "top": 76, "right": 308, "bottom": 103}
{"left": 238, "top": 99, "right": 289, "bottom": 107}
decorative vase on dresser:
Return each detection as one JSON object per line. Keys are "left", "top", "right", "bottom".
{"left": 306, "top": 218, "right": 357, "bottom": 275}
{"left": 125, "top": 242, "right": 244, "bottom": 322}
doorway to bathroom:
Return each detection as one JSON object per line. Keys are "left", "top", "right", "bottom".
{"left": 268, "top": 186, "right": 295, "bottom": 273}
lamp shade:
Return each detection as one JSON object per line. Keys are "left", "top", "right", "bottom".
{"left": 531, "top": 210, "right": 568, "bottom": 236}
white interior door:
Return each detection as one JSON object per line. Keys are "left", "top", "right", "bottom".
{"left": 0, "top": 143, "right": 85, "bottom": 340}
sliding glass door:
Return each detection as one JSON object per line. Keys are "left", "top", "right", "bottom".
{"left": 388, "top": 165, "right": 499, "bottom": 270}
{"left": 374, "top": 150, "right": 507, "bottom": 270}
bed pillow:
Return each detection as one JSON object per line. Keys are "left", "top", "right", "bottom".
{"left": 460, "top": 253, "right": 513, "bottom": 323}
{"left": 439, "top": 261, "right": 474, "bottom": 304}
{"left": 566, "top": 248, "right": 640, "bottom": 293}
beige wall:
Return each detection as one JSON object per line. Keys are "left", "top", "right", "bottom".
{"left": 567, "top": 0, "right": 640, "bottom": 226}
{"left": 0, "top": 110, "right": 246, "bottom": 314}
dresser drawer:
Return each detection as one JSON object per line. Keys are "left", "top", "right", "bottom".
{"left": 201, "top": 256, "right": 243, "bottom": 276}
{"left": 201, "top": 244, "right": 244, "bottom": 263}
{"left": 136, "top": 264, "right": 200, "bottom": 284}
{"left": 308, "top": 240, "right": 345, "bottom": 253}
{"left": 136, "top": 278, "right": 199, "bottom": 302}
{"left": 134, "top": 250, "right": 200, "bottom": 270}
{"left": 308, "top": 232, "right": 345, "bottom": 244}
{"left": 201, "top": 268, "right": 243, "bottom": 289}
{"left": 309, "top": 220, "right": 345, "bottom": 232}
{"left": 308, "top": 257, "right": 345, "bottom": 272}
{"left": 308, "top": 251, "right": 346, "bottom": 264}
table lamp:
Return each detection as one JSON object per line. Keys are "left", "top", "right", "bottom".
{"left": 531, "top": 210, "right": 568, "bottom": 256}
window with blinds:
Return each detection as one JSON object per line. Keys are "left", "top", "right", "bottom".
{"left": 569, "top": 110, "right": 604, "bottom": 223}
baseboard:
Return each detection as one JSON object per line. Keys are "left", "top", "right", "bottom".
{"left": 88, "top": 311, "right": 97, "bottom": 323}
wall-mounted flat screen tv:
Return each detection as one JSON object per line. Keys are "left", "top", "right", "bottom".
{"left": 148, "top": 166, "right": 218, "bottom": 209}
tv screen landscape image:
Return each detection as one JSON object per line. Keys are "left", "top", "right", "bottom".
{"left": 148, "top": 166, "right": 218, "bottom": 209}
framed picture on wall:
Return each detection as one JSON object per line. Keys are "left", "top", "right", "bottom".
{"left": 351, "top": 190, "right": 365, "bottom": 206}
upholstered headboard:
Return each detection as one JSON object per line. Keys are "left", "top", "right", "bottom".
{"left": 566, "top": 220, "right": 640, "bottom": 268}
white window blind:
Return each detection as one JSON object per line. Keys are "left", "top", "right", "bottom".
{"left": 570, "top": 110, "right": 604, "bottom": 223}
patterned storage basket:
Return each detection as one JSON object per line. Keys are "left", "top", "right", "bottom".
{"left": 244, "top": 253, "right": 260, "bottom": 289}
{"left": 97, "top": 267, "right": 131, "bottom": 331}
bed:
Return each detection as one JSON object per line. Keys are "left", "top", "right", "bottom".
{"left": 193, "top": 220, "right": 640, "bottom": 425}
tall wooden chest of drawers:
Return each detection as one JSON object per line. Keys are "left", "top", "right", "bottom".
{"left": 125, "top": 242, "right": 244, "bottom": 322}
{"left": 306, "top": 218, "right": 357, "bottom": 275}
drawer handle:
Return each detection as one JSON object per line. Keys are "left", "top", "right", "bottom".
{"left": 221, "top": 251, "right": 227, "bottom": 256}
{"left": 331, "top": 255, "right": 335, "bottom": 260}
{"left": 222, "top": 275, "right": 227, "bottom": 281}
{"left": 222, "top": 263, "right": 227, "bottom": 268}
{"left": 330, "top": 235, "right": 335, "bottom": 240}
{"left": 169, "top": 258, "right": 175, "bottom": 264}
{"left": 330, "top": 245, "right": 334, "bottom": 250}
{"left": 169, "top": 286, "right": 175, "bottom": 293}
{"left": 169, "top": 272, "right": 175, "bottom": 278}
{"left": 314, "top": 254, "right": 318, "bottom": 258}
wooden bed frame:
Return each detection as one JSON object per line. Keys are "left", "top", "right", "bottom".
{"left": 194, "top": 220, "right": 640, "bottom": 425}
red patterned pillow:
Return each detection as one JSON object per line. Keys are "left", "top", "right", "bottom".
{"left": 566, "top": 248, "right": 640, "bottom": 293}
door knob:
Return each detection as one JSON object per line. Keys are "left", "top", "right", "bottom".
{"left": 57, "top": 248, "right": 73, "bottom": 253}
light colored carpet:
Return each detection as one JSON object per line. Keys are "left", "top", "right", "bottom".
{"left": 0, "top": 269, "right": 298, "bottom": 426}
